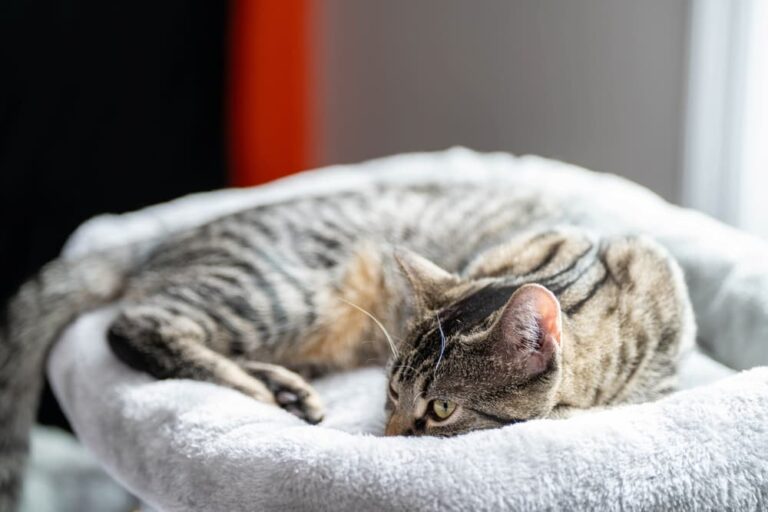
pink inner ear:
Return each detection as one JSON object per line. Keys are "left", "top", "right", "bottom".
{"left": 498, "top": 283, "right": 563, "bottom": 375}
{"left": 509, "top": 283, "right": 562, "bottom": 345}
{"left": 532, "top": 286, "right": 562, "bottom": 346}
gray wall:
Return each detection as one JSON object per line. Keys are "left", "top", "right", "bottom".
{"left": 314, "top": 0, "right": 690, "bottom": 202}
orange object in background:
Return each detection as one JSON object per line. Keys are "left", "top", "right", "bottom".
{"left": 228, "top": 0, "right": 314, "bottom": 186}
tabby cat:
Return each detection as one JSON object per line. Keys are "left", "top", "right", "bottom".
{"left": 0, "top": 184, "right": 694, "bottom": 509}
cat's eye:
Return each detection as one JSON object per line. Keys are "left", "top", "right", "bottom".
{"left": 430, "top": 399, "right": 456, "bottom": 420}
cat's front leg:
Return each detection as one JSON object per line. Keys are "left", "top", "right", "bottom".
{"left": 240, "top": 361, "right": 325, "bottom": 424}
{"left": 108, "top": 306, "right": 325, "bottom": 423}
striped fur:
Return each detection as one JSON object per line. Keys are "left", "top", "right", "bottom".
{"left": 0, "top": 184, "right": 694, "bottom": 509}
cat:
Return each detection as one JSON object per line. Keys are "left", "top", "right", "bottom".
{"left": 0, "top": 184, "right": 694, "bottom": 509}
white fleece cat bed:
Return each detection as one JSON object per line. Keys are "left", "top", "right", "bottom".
{"left": 49, "top": 149, "right": 768, "bottom": 511}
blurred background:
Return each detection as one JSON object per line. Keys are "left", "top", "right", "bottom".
{"left": 1, "top": 0, "right": 766, "bottom": 510}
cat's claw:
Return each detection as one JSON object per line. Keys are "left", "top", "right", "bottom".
{"left": 241, "top": 362, "right": 325, "bottom": 424}
{"left": 275, "top": 390, "right": 299, "bottom": 405}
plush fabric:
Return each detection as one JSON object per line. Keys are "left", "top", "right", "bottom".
{"left": 49, "top": 148, "right": 768, "bottom": 511}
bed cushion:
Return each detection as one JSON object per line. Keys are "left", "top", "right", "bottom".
{"left": 50, "top": 148, "right": 768, "bottom": 511}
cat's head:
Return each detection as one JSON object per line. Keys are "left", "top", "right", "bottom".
{"left": 384, "top": 249, "right": 564, "bottom": 437}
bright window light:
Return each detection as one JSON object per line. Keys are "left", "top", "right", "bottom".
{"left": 739, "top": 0, "right": 768, "bottom": 237}
{"left": 683, "top": 0, "right": 768, "bottom": 238}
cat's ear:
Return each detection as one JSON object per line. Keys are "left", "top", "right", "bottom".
{"left": 492, "top": 283, "right": 562, "bottom": 376}
{"left": 395, "top": 248, "right": 459, "bottom": 310}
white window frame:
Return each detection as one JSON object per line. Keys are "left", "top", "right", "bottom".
{"left": 683, "top": 0, "right": 768, "bottom": 236}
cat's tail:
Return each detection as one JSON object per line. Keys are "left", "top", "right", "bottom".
{"left": 0, "top": 249, "right": 134, "bottom": 511}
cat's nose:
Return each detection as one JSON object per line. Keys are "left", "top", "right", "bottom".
{"left": 384, "top": 413, "right": 411, "bottom": 436}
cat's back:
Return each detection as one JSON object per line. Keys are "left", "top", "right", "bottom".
{"left": 134, "top": 182, "right": 557, "bottom": 281}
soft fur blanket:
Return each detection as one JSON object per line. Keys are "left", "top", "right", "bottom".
{"left": 49, "top": 149, "right": 768, "bottom": 511}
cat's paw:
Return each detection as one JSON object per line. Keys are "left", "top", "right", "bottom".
{"left": 241, "top": 362, "right": 325, "bottom": 424}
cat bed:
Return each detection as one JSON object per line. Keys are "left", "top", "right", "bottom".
{"left": 49, "top": 148, "right": 768, "bottom": 511}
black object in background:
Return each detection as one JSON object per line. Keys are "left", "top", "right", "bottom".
{"left": 0, "top": 1, "right": 230, "bottom": 429}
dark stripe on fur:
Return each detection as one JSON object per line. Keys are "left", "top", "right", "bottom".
{"left": 563, "top": 269, "right": 610, "bottom": 316}
{"left": 527, "top": 239, "right": 565, "bottom": 275}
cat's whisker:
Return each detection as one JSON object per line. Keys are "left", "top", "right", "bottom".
{"left": 434, "top": 313, "right": 446, "bottom": 377}
{"left": 338, "top": 297, "right": 398, "bottom": 357}
{"left": 394, "top": 364, "right": 418, "bottom": 374}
